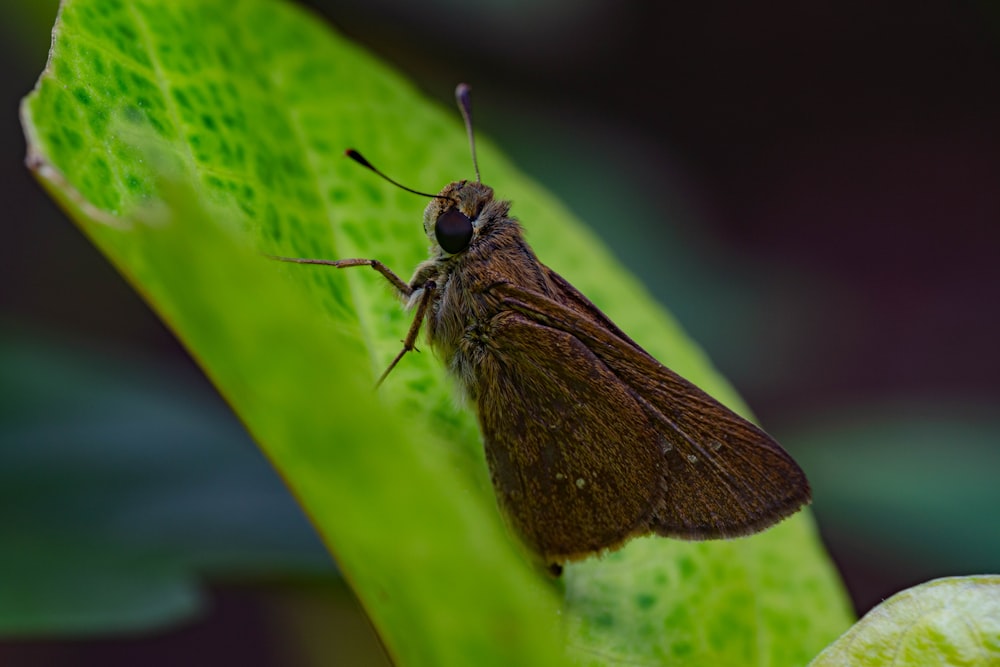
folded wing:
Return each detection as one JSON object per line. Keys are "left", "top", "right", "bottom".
{"left": 478, "top": 269, "right": 809, "bottom": 562}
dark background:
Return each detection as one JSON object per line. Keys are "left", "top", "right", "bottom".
{"left": 3, "top": 0, "right": 999, "bottom": 664}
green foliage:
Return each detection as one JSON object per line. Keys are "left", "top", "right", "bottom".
{"left": 0, "top": 330, "right": 331, "bottom": 635}
{"left": 791, "top": 403, "right": 1000, "bottom": 575}
{"left": 791, "top": 408, "right": 1000, "bottom": 665}
{"left": 810, "top": 576, "right": 1000, "bottom": 666}
{"left": 21, "top": 0, "right": 853, "bottom": 663}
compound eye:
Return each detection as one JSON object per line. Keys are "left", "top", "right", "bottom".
{"left": 435, "top": 209, "right": 474, "bottom": 254}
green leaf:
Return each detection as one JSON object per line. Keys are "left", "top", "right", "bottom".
{"left": 0, "top": 329, "right": 331, "bottom": 635}
{"left": 20, "top": 0, "right": 851, "bottom": 663}
{"left": 810, "top": 576, "right": 1000, "bottom": 666}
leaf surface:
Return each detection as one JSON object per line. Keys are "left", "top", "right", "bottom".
{"left": 20, "top": 0, "right": 851, "bottom": 663}
{"left": 811, "top": 576, "right": 1000, "bottom": 666}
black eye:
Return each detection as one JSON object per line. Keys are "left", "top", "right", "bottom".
{"left": 435, "top": 209, "right": 474, "bottom": 254}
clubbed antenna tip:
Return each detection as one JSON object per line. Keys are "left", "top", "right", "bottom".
{"left": 343, "top": 148, "right": 451, "bottom": 201}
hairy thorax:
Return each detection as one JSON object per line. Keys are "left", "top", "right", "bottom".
{"left": 411, "top": 217, "right": 554, "bottom": 402}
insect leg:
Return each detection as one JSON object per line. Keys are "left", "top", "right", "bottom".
{"left": 268, "top": 255, "right": 413, "bottom": 297}
{"left": 376, "top": 281, "right": 436, "bottom": 387}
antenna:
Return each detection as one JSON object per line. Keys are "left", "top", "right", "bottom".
{"left": 455, "top": 83, "right": 480, "bottom": 182}
{"left": 344, "top": 149, "right": 454, "bottom": 202}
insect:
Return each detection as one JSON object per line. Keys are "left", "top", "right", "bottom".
{"left": 274, "top": 84, "right": 810, "bottom": 573}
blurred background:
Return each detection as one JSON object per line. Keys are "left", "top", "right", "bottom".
{"left": 2, "top": 0, "right": 999, "bottom": 664}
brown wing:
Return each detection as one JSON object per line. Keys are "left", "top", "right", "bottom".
{"left": 491, "top": 271, "right": 810, "bottom": 545}
{"left": 474, "top": 310, "right": 667, "bottom": 564}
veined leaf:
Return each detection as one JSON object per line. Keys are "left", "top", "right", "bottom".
{"left": 20, "top": 0, "right": 851, "bottom": 663}
{"left": 811, "top": 576, "right": 1000, "bottom": 666}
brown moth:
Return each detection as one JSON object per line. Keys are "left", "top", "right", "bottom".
{"left": 275, "top": 84, "right": 810, "bottom": 573}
